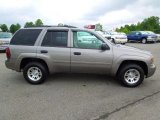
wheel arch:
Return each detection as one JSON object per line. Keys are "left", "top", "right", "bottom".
{"left": 116, "top": 60, "right": 148, "bottom": 77}
{"left": 20, "top": 58, "right": 49, "bottom": 74}
{"left": 141, "top": 37, "right": 147, "bottom": 40}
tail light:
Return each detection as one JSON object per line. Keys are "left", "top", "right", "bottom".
{"left": 6, "top": 47, "right": 11, "bottom": 59}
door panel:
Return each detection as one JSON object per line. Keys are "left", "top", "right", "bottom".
{"left": 71, "top": 48, "right": 113, "bottom": 74}
{"left": 37, "top": 30, "right": 70, "bottom": 73}
{"left": 37, "top": 47, "right": 70, "bottom": 72}
{"left": 71, "top": 30, "right": 113, "bottom": 74}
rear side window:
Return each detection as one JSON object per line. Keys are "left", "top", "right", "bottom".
{"left": 41, "top": 31, "right": 68, "bottom": 47}
{"left": 10, "top": 29, "right": 42, "bottom": 46}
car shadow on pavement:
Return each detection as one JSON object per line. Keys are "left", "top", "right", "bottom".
{"left": 46, "top": 73, "right": 120, "bottom": 87}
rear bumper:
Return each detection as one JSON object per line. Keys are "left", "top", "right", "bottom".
{"left": 5, "top": 59, "right": 14, "bottom": 70}
{"left": 5, "top": 58, "right": 21, "bottom": 72}
{"left": 147, "top": 63, "right": 156, "bottom": 78}
{"left": 115, "top": 39, "right": 127, "bottom": 43}
{"left": 0, "top": 45, "right": 8, "bottom": 51}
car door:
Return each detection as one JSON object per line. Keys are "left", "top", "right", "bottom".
{"left": 135, "top": 32, "right": 142, "bottom": 41}
{"left": 37, "top": 29, "right": 70, "bottom": 73}
{"left": 70, "top": 30, "right": 113, "bottom": 74}
{"left": 128, "top": 32, "right": 135, "bottom": 40}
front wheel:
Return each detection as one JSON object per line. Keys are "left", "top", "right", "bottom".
{"left": 23, "top": 62, "right": 48, "bottom": 84}
{"left": 142, "top": 38, "right": 147, "bottom": 44}
{"left": 117, "top": 64, "right": 144, "bottom": 87}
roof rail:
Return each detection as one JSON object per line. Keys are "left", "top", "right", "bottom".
{"left": 24, "top": 25, "right": 77, "bottom": 28}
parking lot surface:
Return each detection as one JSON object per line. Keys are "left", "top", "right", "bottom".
{"left": 0, "top": 43, "right": 160, "bottom": 120}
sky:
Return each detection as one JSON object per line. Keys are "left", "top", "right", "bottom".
{"left": 0, "top": 0, "right": 160, "bottom": 30}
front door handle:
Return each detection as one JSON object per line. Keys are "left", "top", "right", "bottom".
{"left": 41, "top": 50, "right": 48, "bottom": 53}
{"left": 74, "top": 52, "right": 81, "bottom": 55}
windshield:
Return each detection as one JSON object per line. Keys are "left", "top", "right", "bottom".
{"left": 104, "top": 32, "right": 111, "bottom": 35}
{"left": 110, "top": 32, "right": 119, "bottom": 35}
{"left": 140, "top": 31, "right": 149, "bottom": 35}
{"left": 146, "top": 31, "right": 155, "bottom": 34}
{"left": 0, "top": 32, "right": 12, "bottom": 38}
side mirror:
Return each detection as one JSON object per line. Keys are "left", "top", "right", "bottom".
{"left": 101, "top": 43, "right": 110, "bottom": 50}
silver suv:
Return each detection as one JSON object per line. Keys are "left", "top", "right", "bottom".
{"left": 5, "top": 26, "right": 156, "bottom": 87}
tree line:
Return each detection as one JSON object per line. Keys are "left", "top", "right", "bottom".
{"left": 0, "top": 19, "right": 43, "bottom": 34}
{"left": 1, "top": 16, "right": 160, "bottom": 34}
{"left": 116, "top": 16, "right": 160, "bottom": 34}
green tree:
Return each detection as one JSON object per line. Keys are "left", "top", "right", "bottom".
{"left": 116, "top": 16, "right": 160, "bottom": 34}
{"left": 95, "top": 23, "right": 103, "bottom": 31}
{"left": 10, "top": 23, "right": 21, "bottom": 34}
{"left": 0, "top": 24, "right": 8, "bottom": 32}
{"left": 115, "top": 28, "right": 120, "bottom": 32}
{"left": 140, "top": 16, "right": 160, "bottom": 33}
{"left": 122, "top": 27, "right": 130, "bottom": 34}
{"left": 130, "top": 24, "right": 136, "bottom": 31}
{"left": 24, "top": 22, "right": 34, "bottom": 28}
{"left": 35, "top": 19, "right": 43, "bottom": 26}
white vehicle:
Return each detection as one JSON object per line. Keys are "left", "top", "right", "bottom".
{"left": 96, "top": 31, "right": 111, "bottom": 40}
{"left": 156, "top": 34, "right": 160, "bottom": 42}
{"left": 145, "top": 31, "right": 159, "bottom": 42}
{"left": 0, "top": 32, "right": 12, "bottom": 52}
{"left": 109, "top": 32, "right": 127, "bottom": 44}
{"left": 77, "top": 31, "right": 97, "bottom": 44}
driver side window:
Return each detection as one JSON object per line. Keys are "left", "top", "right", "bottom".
{"left": 73, "top": 31, "right": 104, "bottom": 49}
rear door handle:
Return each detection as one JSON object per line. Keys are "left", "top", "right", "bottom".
{"left": 41, "top": 50, "right": 48, "bottom": 53}
{"left": 74, "top": 52, "right": 81, "bottom": 55}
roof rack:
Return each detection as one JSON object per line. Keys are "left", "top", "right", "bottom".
{"left": 24, "top": 25, "right": 77, "bottom": 28}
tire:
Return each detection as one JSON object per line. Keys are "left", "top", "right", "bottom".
{"left": 0, "top": 49, "right": 6, "bottom": 53}
{"left": 141, "top": 38, "right": 147, "bottom": 44}
{"left": 112, "top": 38, "right": 116, "bottom": 44}
{"left": 117, "top": 64, "right": 144, "bottom": 87}
{"left": 23, "top": 62, "right": 48, "bottom": 84}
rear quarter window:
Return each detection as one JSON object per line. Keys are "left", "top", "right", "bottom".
{"left": 10, "top": 29, "right": 42, "bottom": 46}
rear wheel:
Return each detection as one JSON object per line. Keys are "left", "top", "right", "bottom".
{"left": 117, "top": 64, "right": 144, "bottom": 87}
{"left": 23, "top": 62, "right": 48, "bottom": 84}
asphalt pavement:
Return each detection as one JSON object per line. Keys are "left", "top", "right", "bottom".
{"left": 0, "top": 43, "right": 160, "bottom": 120}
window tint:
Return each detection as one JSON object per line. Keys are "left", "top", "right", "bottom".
{"left": 42, "top": 31, "right": 68, "bottom": 47}
{"left": 0, "top": 32, "right": 12, "bottom": 38}
{"left": 136, "top": 32, "right": 141, "bottom": 35}
{"left": 10, "top": 29, "right": 42, "bottom": 46}
{"left": 73, "top": 31, "right": 103, "bottom": 49}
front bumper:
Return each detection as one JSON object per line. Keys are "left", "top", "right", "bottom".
{"left": 147, "top": 38, "right": 157, "bottom": 42}
{"left": 157, "top": 37, "right": 160, "bottom": 41}
{"left": 147, "top": 63, "right": 156, "bottom": 78}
